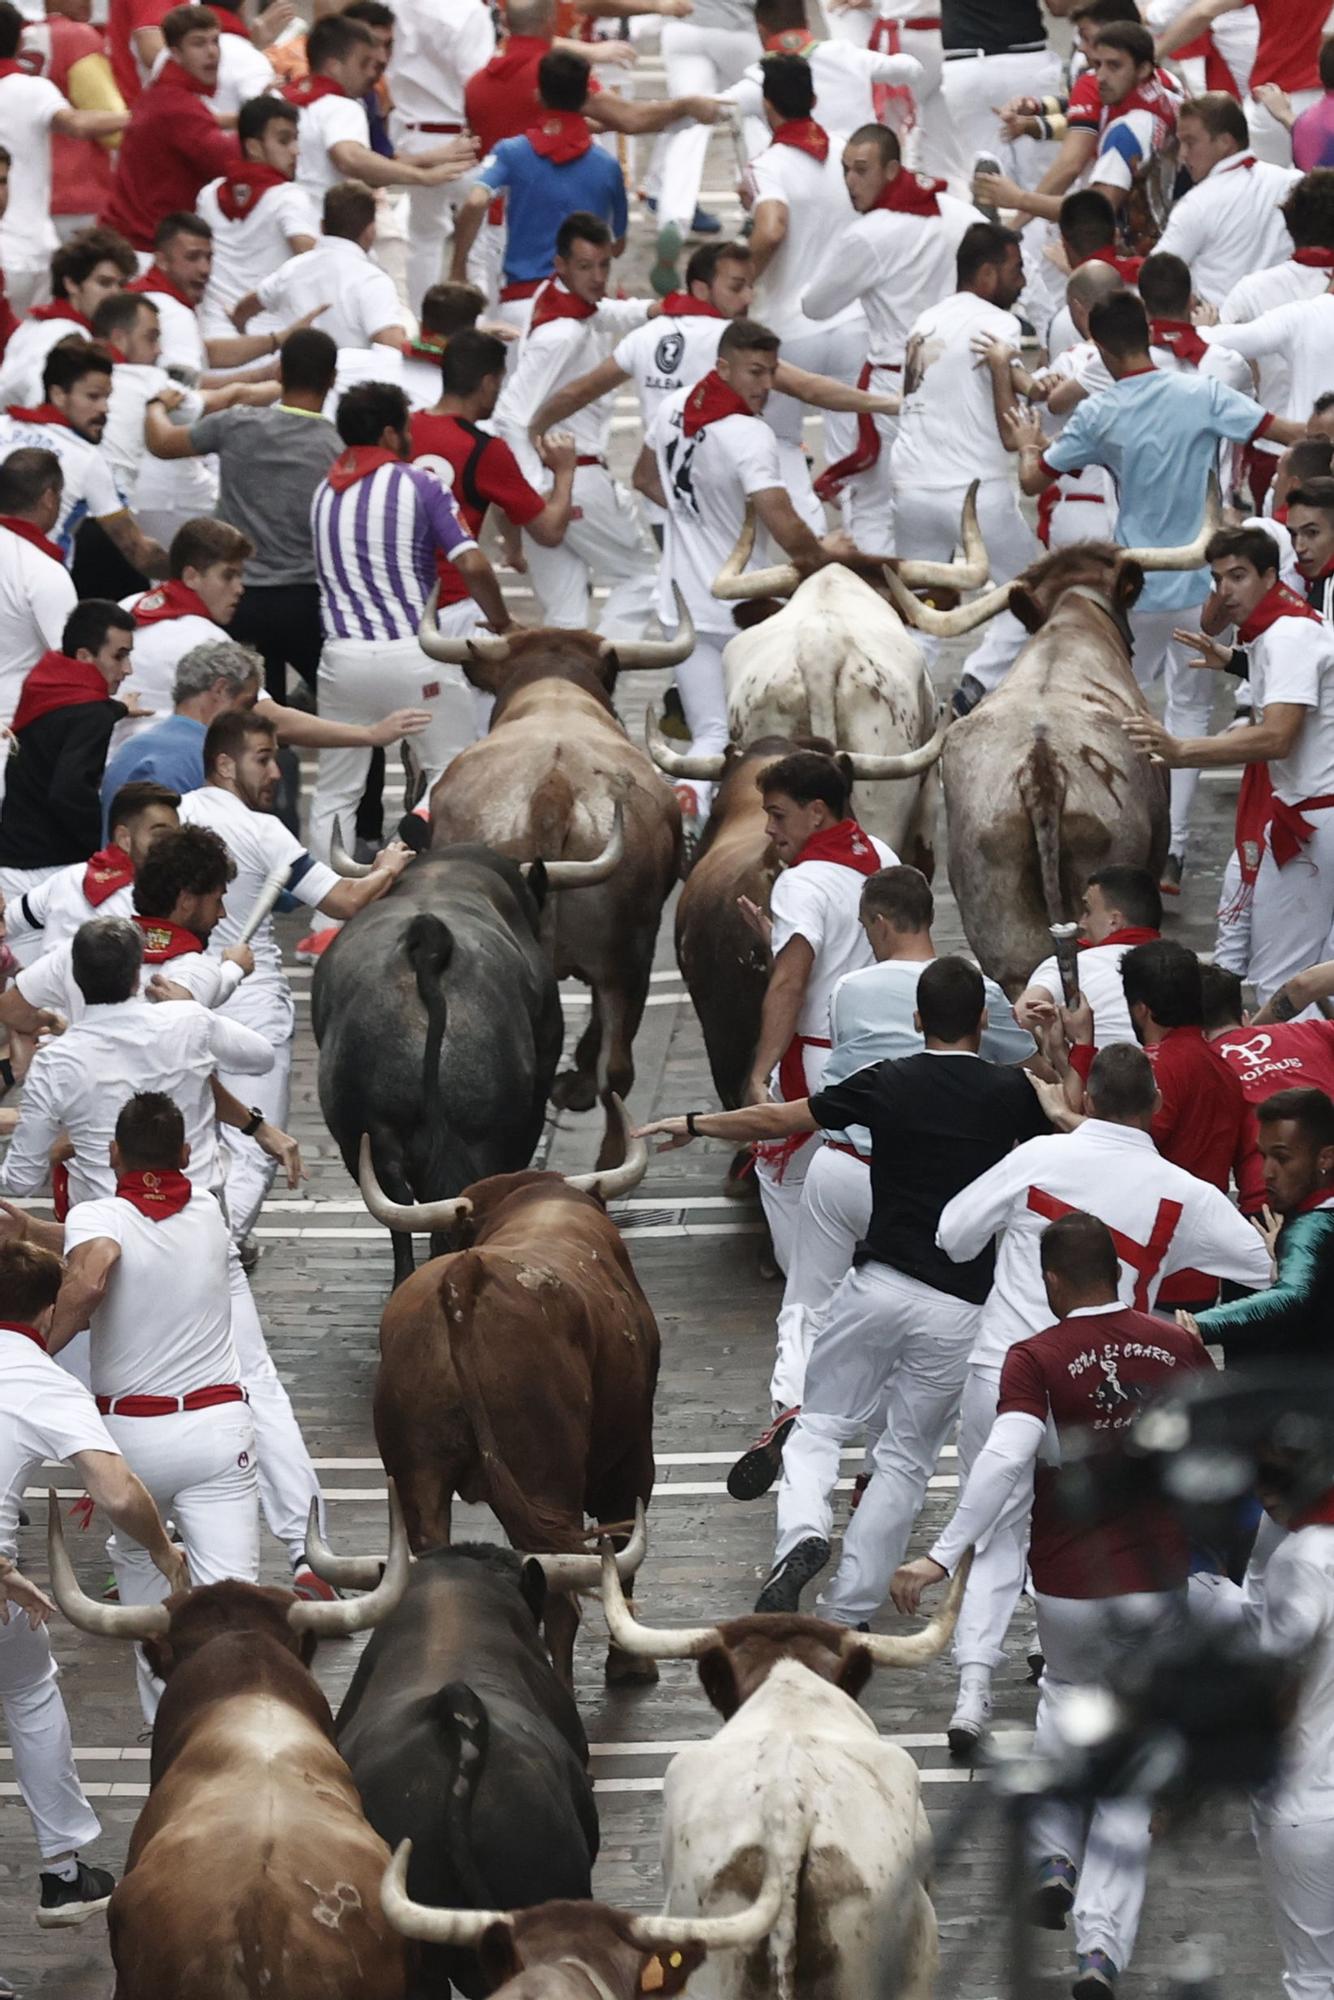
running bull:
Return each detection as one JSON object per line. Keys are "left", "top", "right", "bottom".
{"left": 419, "top": 598, "right": 691, "bottom": 1170}
{"left": 47, "top": 1487, "right": 411, "bottom": 2000}
{"left": 358, "top": 1106, "right": 657, "bottom": 1687}
{"left": 883, "top": 497, "right": 1222, "bottom": 994}
{"left": 600, "top": 1549, "right": 972, "bottom": 2000}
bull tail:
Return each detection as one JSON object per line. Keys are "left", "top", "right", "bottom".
{"left": 1018, "top": 722, "right": 1068, "bottom": 925}
{"left": 425, "top": 1682, "right": 494, "bottom": 1907}
{"left": 405, "top": 913, "right": 453, "bottom": 1187}
{"left": 767, "top": 1783, "right": 809, "bottom": 2000}
{"left": 528, "top": 765, "right": 576, "bottom": 862}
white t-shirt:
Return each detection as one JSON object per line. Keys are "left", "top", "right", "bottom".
{"left": 648, "top": 387, "right": 785, "bottom": 637}
{"left": 401, "top": 346, "right": 445, "bottom": 412}
{"left": 104, "top": 361, "right": 208, "bottom": 511}
{"left": 143, "top": 30, "right": 273, "bottom": 113}
{"left": 8, "top": 862, "right": 133, "bottom": 958}
{"left": 1203, "top": 292, "right": 1334, "bottom": 429}
{"left": 18, "top": 933, "right": 243, "bottom": 1023}
{"left": 295, "top": 91, "right": 371, "bottom": 207}
{"left": 492, "top": 297, "right": 652, "bottom": 490}
{"left": 1220, "top": 256, "right": 1329, "bottom": 436}
{"left": 114, "top": 600, "right": 227, "bottom": 733}
{"left": 197, "top": 177, "right": 319, "bottom": 336}
{"left": 891, "top": 291, "right": 1022, "bottom": 490}
{"left": 65, "top": 1185, "right": 237, "bottom": 1399}
{"left": 1154, "top": 150, "right": 1299, "bottom": 306}
{"left": 0, "top": 311, "right": 85, "bottom": 409}
{"left": 1248, "top": 1525, "right": 1334, "bottom": 1826}
{"left": 386, "top": 0, "right": 494, "bottom": 130}
{"left": 801, "top": 192, "right": 982, "bottom": 367}
{"left": 1247, "top": 611, "right": 1334, "bottom": 803}
{"left": 723, "top": 41, "right": 922, "bottom": 157}
{"left": 0, "top": 412, "right": 125, "bottom": 560}
{"left": 748, "top": 139, "right": 858, "bottom": 340}
{"left": 1024, "top": 937, "right": 1143, "bottom": 1047}
{"left": 612, "top": 313, "right": 725, "bottom": 431}
{"left": 256, "top": 235, "right": 403, "bottom": 352}
{"left": 0, "top": 1326, "right": 118, "bottom": 1559}
{"left": 0, "top": 72, "right": 64, "bottom": 268}
{"left": 769, "top": 838, "right": 898, "bottom": 1044}
{"left": 0, "top": 529, "right": 75, "bottom": 729}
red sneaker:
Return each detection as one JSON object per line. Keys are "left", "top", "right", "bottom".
{"left": 727, "top": 1407, "right": 799, "bottom": 1501}
{"left": 294, "top": 928, "right": 339, "bottom": 962}
{"left": 290, "top": 1566, "right": 341, "bottom": 1603}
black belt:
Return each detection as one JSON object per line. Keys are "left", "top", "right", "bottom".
{"left": 944, "top": 37, "right": 1047, "bottom": 58}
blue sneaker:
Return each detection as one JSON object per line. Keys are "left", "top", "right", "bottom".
{"left": 643, "top": 196, "right": 723, "bottom": 232}
{"left": 1073, "top": 1949, "right": 1118, "bottom": 1998}
{"left": 1031, "top": 1855, "right": 1077, "bottom": 1930}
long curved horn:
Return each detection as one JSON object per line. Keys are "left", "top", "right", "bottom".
{"left": 418, "top": 583, "right": 513, "bottom": 665}
{"left": 602, "top": 585, "right": 695, "bottom": 667}
{"left": 537, "top": 1498, "right": 648, "bottom": 1594}
{"left": 289, "top": 1481, "right": 410, "bottom": 1636}
{"left": 47, "top": 1490, "right": 171, "bottom": 1640}
{"left": 563, "top": 1095, "right": 647, "bottom": 1199}
{"left": 645, "top": 705, "right": 728, "bottom": 781}
{"left": 843, "top": 707, "right": 950, "bottom": 781}
{"left": 1121, "top": 471, "right": 1222, "bottom": 571}
{"left": 381, "top": 1841, "right": 513, "bottom": 1945}
{"left": 539, "top": 800, "right": 624, "bottom": 889}
{"left": 358, "top": 1135, "right": 472, "bottom": 1235}
{"left": 303, "top": 1500, "right": 382, "bottom": 1591}
{"left": 895, "top": 482, "right": 989, "bottom": 592}
{"left": 598, "top": 1532, "right": 719, "bottom": 1656}
{"left": 883, "top": 567, "right": 1014, "bottom": 638}
{"left": 711, "top": 502, "right": 801, "bottom": 601}
{"left": 236, "top": 860, "right": 291, "bottom": 945}
{"left": 329, "top": 817, "right": 374, "bottom": 880}
{"left": 846, "top": 1550, "right": 974, "bottom": 1668}
{"left": 627, "top": 1856, "right": 784, "bottom": 1953}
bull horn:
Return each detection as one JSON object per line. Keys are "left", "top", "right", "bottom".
{"left": 381, "top": 1841, "right": 513, "bottom": 1945}
{"left": 418, "top": 583, "right": 513, "bottom": 665}
{"left": 303, "top": 1501, "right": 382, "bottom": 1591}
{"left": 601, "top": 584, "right": 695, "bottom": 667}
{"left": 537, "top": 800, "right": 625, "bottom": 889}
{"left": 895, "top": 482, "right": 989, "bottom": 592}
{"left": 563, "top": 1095, "right": 647, "bottom": 1199}
{"left": 47, "top": 1490, "right": 171, "bottom": 1640}
{"left": 329, "top": 817, "right": 374, "bottom": 879}
{"left": 644, "top": 705, "right": 728, "bottom": 781}
{"left": 1121, "top": 471, "right": 1222, "bottom": 571}
{"left": 711, "top": 502, "right": 801, "bottom": 601}
{"left": 627, "top": 1854, "right": 784, "bottom": 1953}
{"left": 599, "top": 1532, "right": 720, "bottom": 1656}
{"left": 845, "top": 1550, "right": 974, "bottom": 1668}
{"left": 843, "top": 707, "right": 950, "bottom": 781}
{"left": 537, "top": 1498, "right": 648, "bottom": 1594}
{"left": 358, "top": 1134, "right": 473, "bottom": 1235}
{"left": 289, "top": 1481, "right": 410, "bottom": 1636}
{"left": 882, "top": 567, "right": 1014, "bottom": 638}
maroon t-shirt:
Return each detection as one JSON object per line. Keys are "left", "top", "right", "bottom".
{"left": 998, "top": 1305, "right": 1214, "bottom": 1598}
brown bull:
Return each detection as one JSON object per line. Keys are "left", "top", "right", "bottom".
{"left": 359, "top": 1107, "right": 658, "bottom": 1688}
{"left": 46, "top": 1491, "right": 411, "bottom": 2000}
{"left": 420, "top": 600, "right": 690, "bottom": 1169}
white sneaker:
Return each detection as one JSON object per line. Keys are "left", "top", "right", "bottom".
{"left": 947, "top": 1682, "right": 992, "bottom": 1762}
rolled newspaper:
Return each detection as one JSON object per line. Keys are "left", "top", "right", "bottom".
{"left": 1049, "top": 922, "right": 1082, "bottom": 1007}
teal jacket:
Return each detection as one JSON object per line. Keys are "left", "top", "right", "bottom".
{"left": 1195, "top": 1209, "right": 1334, "bottom": 1359}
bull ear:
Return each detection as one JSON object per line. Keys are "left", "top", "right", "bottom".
{"left": 1008, "top": 585, "right": 1045, "bottom": 635}
{"left": 1114, "top": 558, "right": 1146, "bottom": 610}
{"left": 520, "top": 1556, "right": 547, "bottom": 1626}
{"left": 697, "top": 1646, "right": 741, "bottom": 1720}
{"left": 458, "top": 647, "right": 510, "bottom": 696}
{"left": 478, "top": 1922, "right": 522, "bottom": 1987}
{"left": 642, "top": 1943, "right": 707, "bottom": 1994}
{"left": 141, "top": 1634, "right": 174, "bottom": 1682}
{"left": 591, "top": 649, "right": 621, "bottom": 693}
{"left": 836, "top": 1645, "right": 874, "bottom": 1703}
{"left": 730, "top": 598, "right": 783, "bottom": 629}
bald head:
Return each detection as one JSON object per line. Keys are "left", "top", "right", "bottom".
{"left": 1067, "top": 258, "right": 1127, "bottom": 337}
{"left": 506, "top": 0, "right": 555, "bottom": 32}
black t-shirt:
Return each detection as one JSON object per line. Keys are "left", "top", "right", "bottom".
{"left": 809, "top": 1051, "right": 1049, "bottom": 1303}
{"left": 942, "top": 0, "right": 1046, "bottom": 55}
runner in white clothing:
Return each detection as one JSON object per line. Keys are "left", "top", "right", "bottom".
{"left": 724, "top": 0, "right": 923, "bottom": 161}
{"left": 195, "top": 96, "right": 317, "bottom": 341}
{"left": 0, "top": 455, "right": 75, "bottom": 764}
{"left": 0, "top": 226, "right": 137, "bottom": 410}
{"left": 0, "top": 31, "right": 128, "bottom": 315}
{"left": 2, "top": 778, "right": 178, "bottom": 965}
{"left": 243, "top": 183, "right": 406, "bottom": 357}
{"left": 1014, "top": 864, "right": 1165, "bottom": 1048}
{"left": 1154, "top": 91, "right": 1299, "bottom": 303}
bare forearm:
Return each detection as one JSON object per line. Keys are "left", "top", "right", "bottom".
{"left": 455, "top": 549, "right": 509, "bottom": 632}
{"left": 450, "top": 198, "right": 487, "bottom": 278}
{"left": 689, "top": 1100, "right": 815, "bottom": 1140}
{"left": 751, "top": 974, "right": 806, "bottom": 1086}
{"left": 527, "top": 467, "right": 575, "bottom": 545}
{"left": 46, "top": 1278, "right": 104, "bottom": 1353}
{"left": 774, "top": 359, "right": 897, "bottom": 414}
{"left": 205, "top": 330, "right": 281, "bottom": 368}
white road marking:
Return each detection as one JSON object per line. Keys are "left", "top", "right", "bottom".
{"left": 38, "top": 1447, "right": 956, "bottom": 1472}
{"left": 24, "top": 1476, "right": 959, "bottom": 1500}
{"left": 1, "top": 1731, "right": 952, "bottom": 1763}
{"left": 0, "top": 1771, "right": 972, "bottom": 1800}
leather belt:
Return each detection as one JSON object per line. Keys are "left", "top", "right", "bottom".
{"left": 576, "top": 454, "right": 607, "bottom": 468}
{"left": 944, "top": 37, "right": 1047, "bottom": 57}
{"left": 401, "top": 120, "right": 463, "bottom": 132}
{"left": 903, "top": 15, "right": 941, "bottom": 26}
{"left": 97, "top": 1383, "right": 247, "bottom": 1417}
{"left": 499, "top": 278, "right": 545, "bottom": 302}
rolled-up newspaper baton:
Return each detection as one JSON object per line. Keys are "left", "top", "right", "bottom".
{"left": 1049, "top": 922, "right": 1082, "bottom": 1007}
{"left": 236, "top": 861, "right": 291, "bottom": 948}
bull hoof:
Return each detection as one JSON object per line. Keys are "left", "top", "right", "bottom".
{"left": 605, "top": 1646, "right": 659, "bottom": 1687}
{"left": 721, "top": 1149, "right": 758, "bottom": 1202}
{"left": 550, "top": 1069, "right": 599, "bottom": 1113}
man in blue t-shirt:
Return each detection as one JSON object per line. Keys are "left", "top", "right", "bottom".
{"left": 1008, "top": 289, "right": 1304, "bottom": 889}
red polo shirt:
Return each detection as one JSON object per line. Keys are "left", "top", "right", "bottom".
{"left": 99, "top": 58, "right": 238, "bottom": 248}
{"left": 1146, "top": 1025, "right": 1250, "bottom": 1303}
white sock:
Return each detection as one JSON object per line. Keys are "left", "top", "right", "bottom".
{"left": 46, "top": 1855, "right": 79, "bottom": 1882}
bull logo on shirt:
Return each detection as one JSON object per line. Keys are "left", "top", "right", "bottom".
{"left": 902, "top": 332, "right": 946, "bottom": 400}
{"left": 654, "top": 330, "right": 685, "bottom": 376}
{"left": 1091, "top": 1349, "right": 1135, "bottom": 1416}
{"left": 1219, "top": 1032, "right": 1273, "bottom": 1064}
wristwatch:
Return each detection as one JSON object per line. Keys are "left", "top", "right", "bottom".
{"left": 686, "top": 1112, "right": 701, "bottom": 1138}
{"left": 241, "top": 1106, "right": 265, "bottom": 1136}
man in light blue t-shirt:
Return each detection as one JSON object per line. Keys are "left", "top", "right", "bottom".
{"left": 1009, "top": 289, "right": 1304, "bottom": 889}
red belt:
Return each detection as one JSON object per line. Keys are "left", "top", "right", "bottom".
{"left": 904, "top": 14, "right": 941, "bottom": 25}
{"left": 403, "top": 120, "right": 463, "bottom": 132}
{"left": 96, "top": 1383, "right": 247, "bottom": 1417}
{"left": 499, "top": 278, "right": 545, "bottom": 302}
{"left": 815, "top": 360, "right": 882, "bottom": 503}
{"left": 576, "top": 454, "right": 607, "bottom": 468}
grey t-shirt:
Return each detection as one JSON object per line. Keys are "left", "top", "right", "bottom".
{"left": 188, "top": 403, "right": 341, "bottom": 589}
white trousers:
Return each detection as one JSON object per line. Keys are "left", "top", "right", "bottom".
{"left": 939, "top": 46, "right": 1061, "bottom": 189}
{"left": 105, "top": 1400, "right": 259, "bottom": 1721}
{"left": 892, "top": 476, "right": 1038, "bottom": 688}
{"left": 1046, "top": 495, "right": 1115, "bottom": 551}
{"left": 1027, "top": 1589, "right": 1181, "bottom": 1970}
{"left": 522, "top": 465, "right": 658, "bottom": 639}
{"left": 846, "top": 364, "right": 900, "bottom": 553}
{"left": 775, "top": 1259, "right": 979, "bottom": 1572}
{"left": 225, "top": 1234, "right": 322, "bottom": 1566}
{"left": 772, "top": 1144, "right": 870, "bottom": 1411}
{"left": 1127, "top": 602, "right": 1209, "bottom": 858}
{"left": 1213, "top": 847, "right": 1252, "bottom": 980}
{"left": 309, "top": 632, "right": 478, "bottom": 871}
{"left": 1249, "top": 804, "right": 1334, "bottom": 1008}
{"left": 953, "top": 1361, "right": 1031, "bottom": 1671}
{"left": 0, "top": 863, "right": 62, "bottom": 968}
{"left": 395, "top": 169, "right": 492, "bottom": 315}
{"left": 1255, "top": 1815, "right": 1334, "bottom": 1999}
{"left": 0, "top": 1610, "right": 101, "bottom": 1859}
{"left": 656, "top": 22, "right": 761, "bottom": 228}
{"left": 218, "top": 1035, "right": 292, "bottom": 1243}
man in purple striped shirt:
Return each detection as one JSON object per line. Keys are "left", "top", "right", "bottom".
{"left": 308, "top": 379, "right": 510, "bottom": 889}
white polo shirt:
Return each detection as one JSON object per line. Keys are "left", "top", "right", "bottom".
{"left": 647, "top": 385, "right": 785, "bottom": 637}
{"left": 64, "top": 1184, "right": 238, "bottom": 1399}
{"left": 1023, "top": 936, "right": 1145, "bottom": 1047}
{"left": 386, "top": 0, "right": 494, "bottom": 138}
{"left": 1220, "top": 256, "right": 1330, "bottom": 445}
{"left": 492, "top": 296, "right": 651, "bottom": 489}
{"left": 1244, "top": 608, "right": 1334, "bottom": 805}
{"left": 294, "top": 90, "right": 371, "bottom": 207}
{"left": 7, "top": 861, "right": 133, "bottom": 958}
{"left": 196, "top": 177, "right": 319, "bottom": 337}
{"left": 0, "top": 412, "right": 125, "bottom": 562}
{"left": 17, "top": 933, "right": 244, "bottom": 1023}
{"left": 1203, "top": 292, "right": 1334, "bottom": 428}
{"left": 1154, "top": 150, "right": 1299, "bottom": 305}
{"left": 113, "top": 598, "right": 227, "bottom": 735}
{"left": 256, "top": 235, "right": 403, "bottom": 352}
{"left": 748, "top": 138, "right": 858, "bottom": 340}
{"left": 801, "top": 191, "right": 982, "bottom": 368}
{"left": 891, "top": 290, "right": 1022, "bottom": 491}
{"left": 0, "top": 71, "right": 65, "bottom": 272}
{"left": 723, "top": 41, "right": 922, "bottom": 156}
{"left": 104, "top": 361, "right": 208, "bottom": 513}
{"left": 0, "top": 1327, "right": 118, "bottom": 1560}
{"left": 0, "top": 528, "right": 75, "bottom": 729}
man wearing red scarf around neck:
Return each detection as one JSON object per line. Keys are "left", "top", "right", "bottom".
{"left": 195, "top": 97, "right": 317, "bottom": 343}
{"left": 0, "top": 448, "right": 75, "bottom": 762}
{"left": 0, "top": 226, "right": 136, "bottom": 412}
{"left": 99, "top": 6, "right": 239, "bottom": 252}
{"left": 1014, "top": 865, "right": 1163, "bottom": 1050}
{"left": 1126, "top": 526, "right": 1334, "bottom": 1006}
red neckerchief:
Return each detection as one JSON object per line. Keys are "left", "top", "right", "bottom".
{"left": 327, "top": 445, "right": 400, "bottom": 492}
{"left": 6, "top": 401, "right": 70, "bottom": 429}
{"left": 1081, "top": 925, "right": 1161, "bottom": 950}
{"left": 281, "top": 71, "right": 347, "bottom": 107}
{"left": 1291, "top": 1187, "right": 1334, "bottom": 1215}
{"left": 529, "top": 278, "right": 597, "bottom": 332}
{"left": 0, "top": 514, "right": 64, "bottom": 564}
{"left": 405, "top": 335, "right": 446, "bottom": 362}
{"left": 1238, "top": 578, "right": 1322, "bottom": 644}
{"left": 133, "top": 913, "right": 201, "bottom": 962}
{"left": 0, "top": 1319, "right": 47, "bottom": 1350}
{"left": 872, "top": 167, "right": 947, "bottom": 218}
{"left": 1215, "top": 150, "right": 1256, "bottom": 173}
{"left": 127, "top": 265, "right": 196, "bottom": 312}
{"left": 682, "top": 368, "right": 752, "bottom": 437}
{"left": 82, "top": 843, "right": 134, "bottom": 907}
{"left": 1289, "top": 1483, "right": 1334, "bottom": 1528}
{"left": 525, "top": 110, "right": 592, "bottom": 163}
{"left": 1072, "top": 246, "right": 1144, "bottom": 283}
{"left": 1151, "top": 317, "right": 1208, "bottom": 367}
{"left": 770, "top": 117, "right": 829, "bottom": 162}
{"left": 155, "top": 55, "right": 216, "bottom": 98}
{"left": 29, "top": 300, "right": 91, "bottom": 330}
{"left": 0, "top": 59, "right": 33, "bottom": 80}
{"left": 659, "top": 291, "right": 723, "bottom": 317}
{"left": 1293, "top": 247, "right": 1334, "bottom": 267}
{"left": 1235, "top": 758, "right": 1273, "bottom": 888}
{"left": 115, "top": 1169, "right": 192, "bottom": 1221}
{"left": 11, "top": 650, "right": 109, "bottom": 734}
{"left": 132, "top": 579, "right": 214, "bottom": 627}
{"left": 791, "top": 818, "right": 880, "bottom": 874}
{"left": 216, "top": 162, "right": 287, "bottom": 223}
{"left": 763, "top": 26, "right": 816, "bottom": 50}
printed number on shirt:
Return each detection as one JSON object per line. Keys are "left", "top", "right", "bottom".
{"left": 412, "top": 452, "right": 458, "bottom": 496}
{"left": 663, "top": 431, "right": 702, "bottom": 519}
